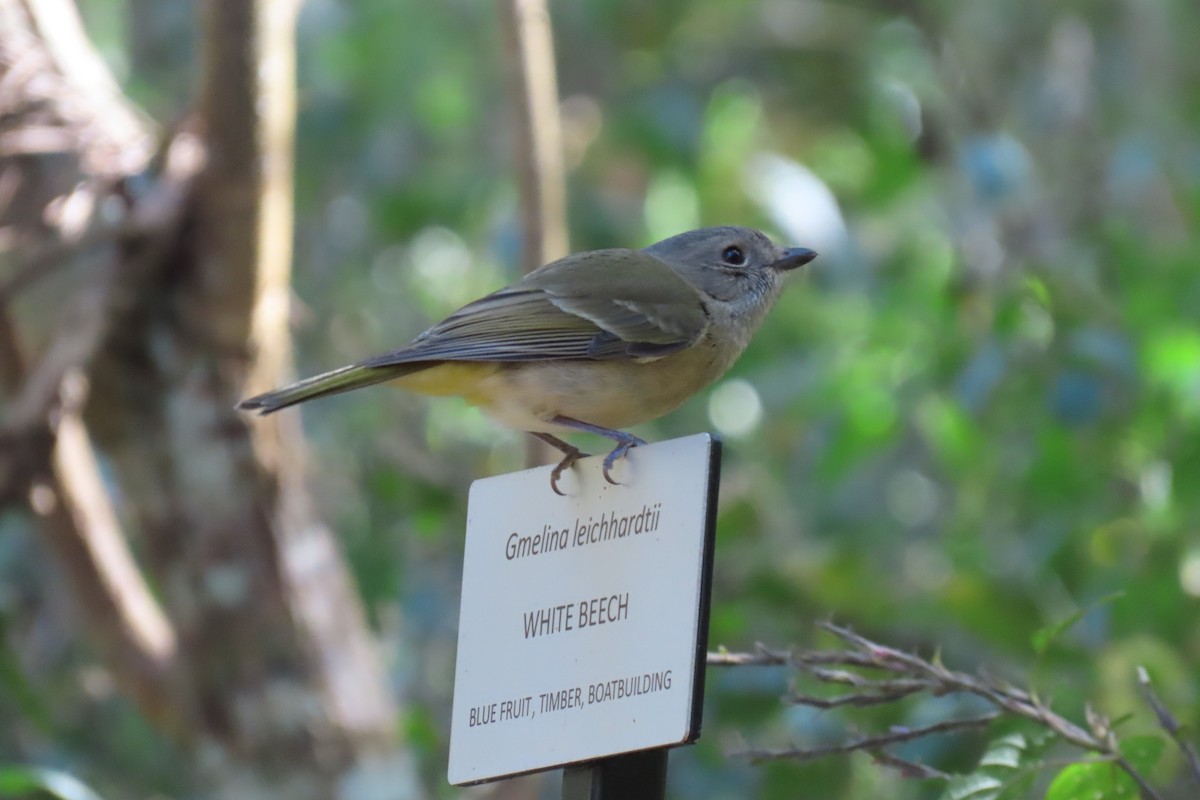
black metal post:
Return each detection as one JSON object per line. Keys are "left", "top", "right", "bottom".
{"left": 561, "top": 749, "right": 669, "bottom": 800}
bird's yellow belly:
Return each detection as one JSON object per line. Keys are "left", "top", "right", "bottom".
{"left": 423, "top": 343, "right": 734, "bottom": 433}
{"left": 391, "top": 362, "right": 505, "bottom": 404}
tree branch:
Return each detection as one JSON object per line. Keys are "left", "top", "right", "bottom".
{"left": 2, "top": 3, "right": 413, "bottom": 793}
{"left": 100, "top": 2, "right": 405, "bottom": 783}
{"left": 1137, "top": 665, "right": 1200, "bottom": 790}
{"left": 711, "top": 623, "right": 1169, "bottom": 800}
{"left": 737, "top": 713, "right": 998, "bottom": 766}
{"left": 496, "top": 0, "right": 569, "bottom": 471}
{"left": 496, "top": 0, "right": 569, "bottom": 273}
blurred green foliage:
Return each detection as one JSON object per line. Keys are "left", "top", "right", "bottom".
{"left": 4, "top": 0, "right": 1199, "bottom": 798}
{"left": 0, "top": 766, "right": 108, "bottom": 800}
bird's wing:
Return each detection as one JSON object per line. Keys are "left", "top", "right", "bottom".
{"left": 359, "top": 249, "right": 710, "bottom": 367}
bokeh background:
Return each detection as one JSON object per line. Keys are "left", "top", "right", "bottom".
{"left": 4, "top": 0, "right": 1199, "bottom": 797}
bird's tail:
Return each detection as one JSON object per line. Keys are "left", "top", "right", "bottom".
{"left": 237, "top": 363, "right": 418, "bottom": 415}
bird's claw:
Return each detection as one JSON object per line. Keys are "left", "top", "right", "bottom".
{"left": 601, "top": 436, "right": 646, "bottom": 485}
{"left": 549, "top": 447, "right": 588, "bottom": 496}
{"left": 534, "top": 424, "right": 645, "bottom": 493}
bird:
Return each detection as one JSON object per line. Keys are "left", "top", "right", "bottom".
{"left": 239, "top": 226, "right": 816, "bottom": 494}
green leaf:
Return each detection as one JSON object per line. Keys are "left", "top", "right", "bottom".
{"left": 1119, "top": 735, "right": 1165, "bottom": 775}
{"left": 939, "top": 772, "right": 1003, "bottom": 800}
{"left": 938, "top": 731, "right": 1052, "bottom": 800}
{"left": 0, "top": 767, "right": 107, "bottom": 800}
{"left": 1045, "top": 760, "right": 1140, "bottom": 800}
{"left": 974, "top": 734, "right": 1032, "bottom": 767}
{"left": 993, "top": 772, "right": 1037, "bottom": 800}
{"left": 0, "top": 769, "right": 37, "bottom": 795}
{"left": 1031, "top": 592, "right": 1124, "bottom": 655}
{"left": 1031, "top": 611, "right": 1084, "bottom": 656}
{"left": 1144, "top": 327, "right": 1200, "bottom": 418}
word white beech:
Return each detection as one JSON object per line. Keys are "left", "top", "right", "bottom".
{"left": 522, "top": 592, "right": 630, "bottom": 639}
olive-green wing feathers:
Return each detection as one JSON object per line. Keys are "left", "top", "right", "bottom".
{"left": 239, "top": 249, "right": 710, "bottom": 414}
{"left": 359, "top": 249, "right": 709, "bottom": 368}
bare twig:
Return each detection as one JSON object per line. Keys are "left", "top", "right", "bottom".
{"left": 816, "top": 623, "right": 1103, "bottom": 752}
{"left": 709, "top": 641, "right": 893, "bottom": 671}
{"left": 786, "top": 680, "right": 925, "bottom": 708}
{"left": 708, "top": 643, "right": 792, "bottom": 667}
{"left": 1114, "top": 756, "right": 1163, "bottom": 800}
{"left": 869, "top": 749, "right": 953, "bottom": 780}
{"left": 711, "top": 623, "right": 1168, "bottom": 800}
{"left": 737, "top": 714, "right": 997, "bottom": 765}
{"left": 1138, "top": 665, "right": 1200, "bottom": 789}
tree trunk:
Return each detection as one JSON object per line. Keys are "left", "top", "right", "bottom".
{"left": 0, "top": 0, "right": 417, "bottom": 796}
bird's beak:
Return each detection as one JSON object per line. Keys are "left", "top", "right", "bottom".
{"left": 773, "top": 247, "right": 818, "bottom": 271}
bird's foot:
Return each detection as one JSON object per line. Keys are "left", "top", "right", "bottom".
{"left": 549, "top": 446, "right": 589, "bottom": 496}
{"left": 532, "top": 432, "right": 589, "bottom": 496}
{"left": 601, "top": 433, "right": 647, "bottom": 485}
{"left": 546, "top": 416, "right": 647, "bottom": 487}
{"left": 534, "top": 421, "right": 647, "bottom": 490}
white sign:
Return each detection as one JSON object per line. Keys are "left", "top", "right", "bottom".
{"left": 448, "top": 433, "right": 720, "bottom": 785}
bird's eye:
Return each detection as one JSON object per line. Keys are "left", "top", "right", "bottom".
{"left": 721, "top": 245, "right": 745, "bottom": 266}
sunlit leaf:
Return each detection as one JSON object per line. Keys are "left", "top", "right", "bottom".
{"left": 0, "top": 767, "right": 107, "bottom": 800}
{"left": 977, "top": 733, "right": 1027, "bottom": 769}
{"left": 1045, "top": 761, "right": 1137, "bottom": 800}
{"left": 939, "top": 772, "right": 1003, "bottom": 800}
